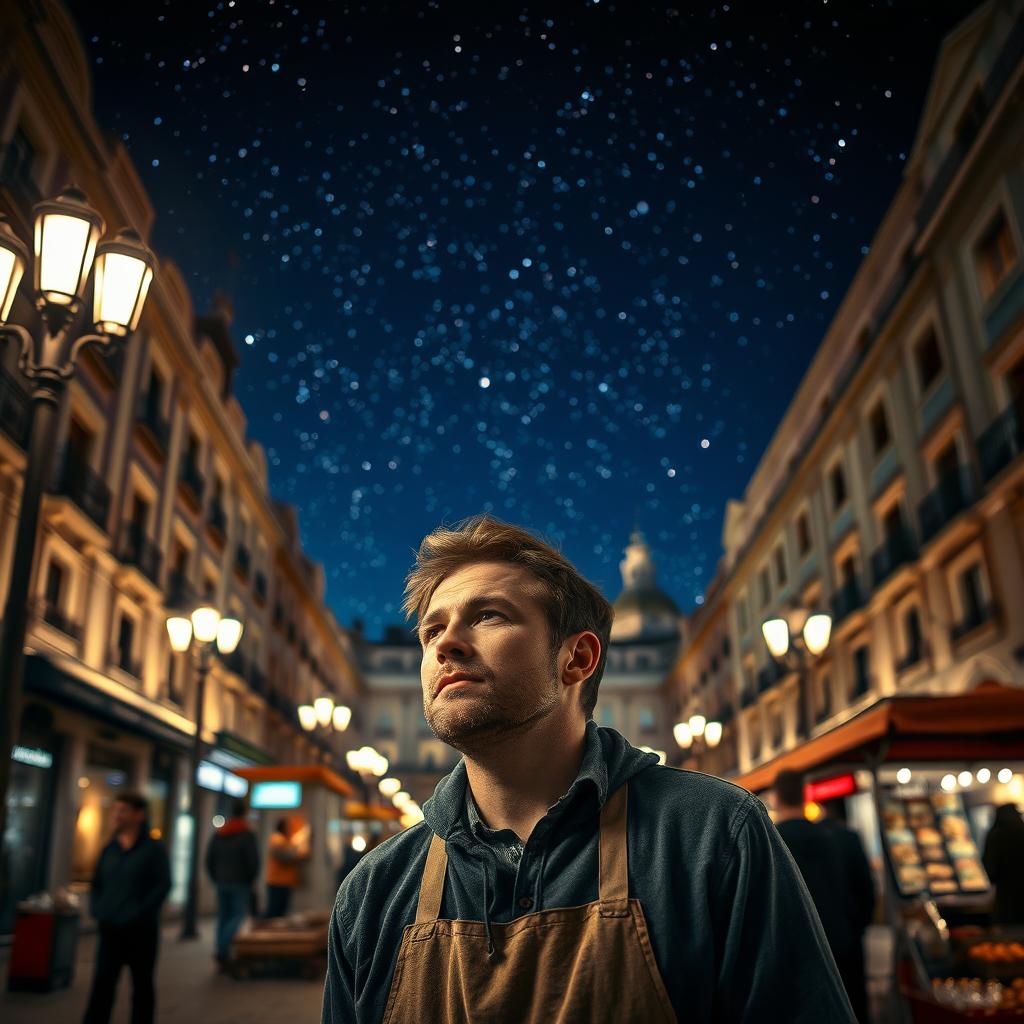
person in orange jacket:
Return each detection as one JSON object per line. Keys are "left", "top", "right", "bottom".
{"left": 265, "top": 818, "right": 301, "bottom": 918}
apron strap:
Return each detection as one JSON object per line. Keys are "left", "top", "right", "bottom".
{"left": 598, "top": 782, "right": 629, "bottom": 902}
{"left": 415, "top": 833, "right": 448, "bottom": 923}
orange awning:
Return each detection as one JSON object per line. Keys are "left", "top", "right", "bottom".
{"left": 344, "top": 801, "right": 403, "bottom": 822}
{"left": 735, "top": 682, "right": 1024, "bottom": 794}
{"left": 234, "top": 764, "right": 355, "bottom": 797}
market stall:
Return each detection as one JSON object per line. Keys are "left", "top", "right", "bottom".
{"left": 734, "top": 683, "right": 1024, "bottom": 1019}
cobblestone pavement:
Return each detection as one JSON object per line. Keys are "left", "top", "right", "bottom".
{"left": 1, "top": 919, "right": 325, "bottom": 1024}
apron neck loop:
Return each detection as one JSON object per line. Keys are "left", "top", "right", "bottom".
{"left": 415, "top": 834, "right": 448, "bottom": 923}
{"left": 598, "top": 782, "right": 629, "bottom": 903}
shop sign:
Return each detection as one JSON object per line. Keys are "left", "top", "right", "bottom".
{"left": 251, "top": 781, "right": 303, "bottom": 809}
{"left": 11, "top": 744, "right": 53, "bottom": 768}
{"left": 197, "top": 759, "right": 248, "bottom": 796}
{"left": 805, "top": 773, "right": 857, "bottom": 802}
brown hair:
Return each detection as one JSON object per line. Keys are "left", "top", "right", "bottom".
{"left": 774, "top": 769, "right": 806, "bottom": 809}
{"left": 114, "top": 790, "right": 149, "bottom": 816}
{"left": 404, "top": 515, "right": 613, "bottom": 719}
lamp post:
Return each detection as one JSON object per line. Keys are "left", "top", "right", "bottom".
{"left": 0, "top": 190, "right": 155, "bottom": 885}
{"left": 167, "top": 606, "right": 244, "bottom": 940}
{"left": 673, "top": 713, "right": 724, "bottom": 767}
{"left": 759, "top": 607, "right": 832, "bottom": 738}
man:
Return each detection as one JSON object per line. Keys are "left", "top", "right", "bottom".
{"left": 205, "top": 796, "right": 259, "bottom": 968}
{"left": 324, "top": 515, "right": 854, "bottom": 1023}
{"left": 83, "top": 791, "right": 171, "bottom": 1024}
{"left": 774, "top": 770, "right": 869, "bottom": 1023}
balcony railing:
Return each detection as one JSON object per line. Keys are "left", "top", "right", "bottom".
{"left": 118, "top": 522, "right": 163, "bottom": 586}
{"left": 951, "top": 602, "right": 999, "bottom": 644}
{"left": 977, "top": 398, "right": 1024, "bottom": 483}
{"left": 134, "top": 397, "right": 171, "bottom": 456}
{"left": 54, "top": 449, "right": 111, "bottom": 531}
{"left": 831, "top": 577, "right": 865, "bottom": 626}
{"left": 870, "top": 525, "right": 918, "bottom": 589}
{"left": 0, "top": 366, "right": 29, "bottom": 448}
{"left": 919, "top": 466, "right": 976, "bottom": 542}
{"left": 41, "top": 602, "right": 83, "bottom": 642}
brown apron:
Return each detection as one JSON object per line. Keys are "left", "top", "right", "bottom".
{"left": 382, "top": 783, "right": 678, "bottom": 1024}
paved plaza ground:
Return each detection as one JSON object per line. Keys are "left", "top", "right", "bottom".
{"left": 0, "top": 919, "right": 325, "bottom": 1024}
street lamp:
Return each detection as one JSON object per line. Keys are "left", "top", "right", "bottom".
{"left": 166, "top": 605, "right": 243, "bottom": 940}
{"left": 673, "top": 714, "right": 723, "bottom": 764}
{"left": 297, "top": 695, "right": 352, "bottom": 735}
{"left": 0, "top": 190, "right": 156, "bottom": 886}
{"left": 760, "top": 605, "right": 832, "bottom": 736}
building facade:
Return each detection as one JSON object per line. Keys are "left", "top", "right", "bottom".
{"left": 0, "top": 0, "right": 363, "bottom": 925}
{"left": 671, "top": 0, "right": 1024, "bottom": 780}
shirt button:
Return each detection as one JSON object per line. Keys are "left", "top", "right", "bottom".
{"left": 518, "top": 896, "right": 534, "bottom": 910}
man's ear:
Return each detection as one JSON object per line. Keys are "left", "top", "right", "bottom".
{"left": 561, "top": 631, "right": 602, "bottom": 687}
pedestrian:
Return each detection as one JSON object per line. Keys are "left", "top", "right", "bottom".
{"left": 205, "top": 797, "right": 259, "bottom": 969}
{"left": 265, "top": 818, "right": 300, "bottom": 918}
{"left": 82, "top": 791, "right": 171, "bottom": 1024}
{"left": 982, "top": 803, "right": 1024, "bottom": 925}
{"left": 322, "top": 515, "right": 855, "bottom": 1024}
{"left": 774, "top": 770, "right": 869, "bottom": 1023}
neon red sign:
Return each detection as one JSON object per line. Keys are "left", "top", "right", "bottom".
{"left": 805, "top": 773, "right": 857, "bottom": 802}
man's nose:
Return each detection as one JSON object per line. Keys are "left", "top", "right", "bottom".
{"left": 435, "top": 622, "right": 472, "bottom": 661}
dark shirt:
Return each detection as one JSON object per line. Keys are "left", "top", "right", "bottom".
{"left": 324, "top": 723, "right": 855, "bottom": 1024}
{"left": 820, "top": 818, "right": 876, "bottom": 934}
{"left": 205, "top": 819, "right": 259, "bottom": 887}
{"left": 465, "top": 788, "right": 524, "bottom": 876}
{"left": 777, "top": 817, "right": 859, "bottom": 957}
{"left": 90, "top": 831, "right": 171, "bottom": 928}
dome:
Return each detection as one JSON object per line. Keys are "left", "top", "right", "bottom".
{"left": 610, "top": 530, "right": 682, "bottom": 641}
{"left": 613, "top": 587, "right": 681, "bottom": 618}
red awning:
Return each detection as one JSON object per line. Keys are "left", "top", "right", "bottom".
{"left": 734, "top": 682, "right": 1024, "bottom": 794}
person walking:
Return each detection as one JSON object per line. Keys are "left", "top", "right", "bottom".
{"left": 983, "top": 803, "right": 1024, "bottom": 925}
{"left": 205, "top": 797, "right": 259, "bottom": 968}
{"left": 265, "top": 818, "right": 300, "bottom": 918}
{"left": 82, "top": 791, "right": 171, "bottom": 1024}
{"left": 322, "top": 515, "right": 855, "bottom": 1024}
{"left": 774, "top": 770, "right": 869, "bottom": 1023}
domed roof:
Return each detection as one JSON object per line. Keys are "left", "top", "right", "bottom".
{"left": 610, "top": 530, "right": 682, "bottom": 641}
{"left": 613, "top": 586, "right": 681, "bottom": 618}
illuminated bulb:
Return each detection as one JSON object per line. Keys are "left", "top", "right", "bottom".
{"left": 957, "top": 770, "right": 972, "bottom": 788}
{"left": 975, "top": 768, "right": 991, "bottom": 785}
{"left": 940, "top": 774, "right": 956, "bottom": 792}
{"left": 998, "top": 768, "right": 1013, "bottom": 785}
{"left": 352, "top": 836, "right": 367, "bottom": 852}
{"left": 379, "top": 777, "right": 402, "bottom": 798}
{"left": 673, "top": 723, "right": 693, "bottom": 749}
{"left": 896, "top": 768, "right": 912, "bottom": 785}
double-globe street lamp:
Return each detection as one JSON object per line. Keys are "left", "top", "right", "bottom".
{"left": 166, "top": 607, "right": 244, "bottom": 940}
{"left": 298, "top": 694, "right": 352, "bottom": 735}
{"left": 673, "top": 714, "right": 724, "bottom": 764}
{"left": 0, "top": 189, "right": 156, "bottom": 881}
{"left": 760, "top": 607, "right": 833, "bottom": 737}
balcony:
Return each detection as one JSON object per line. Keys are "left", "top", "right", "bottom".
{"left": 234, "top": 544, "right": 251, "bottom": 582}
{"left": 918, "top": 466, "right": 976, "bottom": 542}
{"left": 831, "top": 577, "right": 865, "bottom": 626}
{"left": 40, "top": 602, "right": 83, "bottom": 642}
{"left": 206, "top": 498, "right": 227, "bottom": 546}
{"left": 950, "top": 602, "right": 999, "bottom": 645}
{"left": 977, "top": 398, "right": 1024, "bottom": 483}
{"left": 0, "top": 366, "right": 29, "bottom": 448}
{"left": 870, "top": 526, "right": 918, "bottom": 588}
{"left": 134, "top": 396, "right": 170, "bottom": 459}
{"left": 118, "top": 522, "right": 163, "bottom": 586}
{"left": 178, "top": 456, "right": 205, "bottom": 511}
{"left": 254, "top": 571, "right": 268, "bottom": 606}
{"left": 53, "top": 449, "right": 111, "bottom": 531}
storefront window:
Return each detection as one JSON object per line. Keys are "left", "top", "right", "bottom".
{"left": 72, "top": 744, "right": 135, "bottom": 883}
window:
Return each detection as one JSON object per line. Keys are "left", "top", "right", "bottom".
{"left": 934, "top": 440, "right": 959, "bottom": 482}
{"left": 903, "top": 607, "right": 923, "bottom": 666}
{"left": 204, "top": 575, "right": 217, "bottom": 599}
{"left": 839, "top": 555, "right": 857, "bottom": 588}
{"left": 958, "top": 563, "right": 985, "bottom": 625}
{"left": 44, "top": 559, "right": 65, "bottom": 611}
{"left": 737, "top": 596, "right": 749, "bottom": 634}
{"left": 869, "top": 401, "right": 891, "bottom": 455}
{"left": 638, "top": 707, "right": 656, "bottom": 733}
{"left": 818, "top": 674, "right": 832, "bottom": 720}
{"left": 710, "top": 655, "right": 719, "bottom": 674}
{"left": 796, "top": 513, "right": 811, "bottom": 557}
{"left": 1006, "top": 353, "right": 1024, "bottom": 403}
{"left": 975, "top": 209, "right": 1017, "bottom": 300}
{"left": 882, "top": 504, "right": 904, "bottom": 540}
{"left": 375, "top": 711, "right": 395, "bottom": 737}
{"left": 852, "top": 645, "right": 870, "bottom": 698}
{"left": 774, "top": 545, "right": 787, "bottom": 587}
{"left": 759, "top": 567, "right": 771, "bottom": 607}
{"left": 116, "top": 615, "right": 137, "bottom": 675}
{"left": 914, "top": 331, "right": 944, "bottom": 394}
{"left": 830, "top": 463, "right": 848, "bottom": 511}
{"left": 599, "top": 703, "right": 616, "bottom": 728}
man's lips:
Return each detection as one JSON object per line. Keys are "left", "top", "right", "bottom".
{"left": 433, "top": 673, "right": 483, "bottom": 698}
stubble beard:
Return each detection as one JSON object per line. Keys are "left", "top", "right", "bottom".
{"left": 425, "top": 653, "right": 561, "bottom": 755}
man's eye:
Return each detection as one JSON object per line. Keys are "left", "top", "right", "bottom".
{"left": 422, "top": 625, "right": 443, "bottom": 643}
{"left": 477, "top": 610, "right": 503, "bottom": 622}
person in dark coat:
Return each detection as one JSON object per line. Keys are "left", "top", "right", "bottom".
{"left": 205, "top": 797, "right": 259, "bottom": 967}
{"left": 983, "top": 803, "right": 1024, "bottom": 925}
{"left": 82, "top": 791, "right": 171, "bottom": 1024}
{"left": 774, "top": 770, "right": 870, "bottom": 1023}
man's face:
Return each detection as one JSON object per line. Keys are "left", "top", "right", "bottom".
{"left": 111, "top": 799, "right": 145, "bottom": 834}
{"left": 419, "top": 561, "right": 569, "bottom": 752}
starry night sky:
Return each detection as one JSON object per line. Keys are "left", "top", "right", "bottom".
{"left": 66, "top": 0, "right": 981, "bottom": 635}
